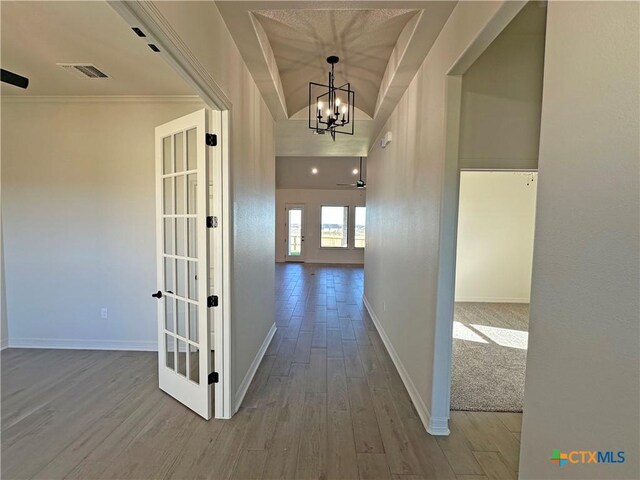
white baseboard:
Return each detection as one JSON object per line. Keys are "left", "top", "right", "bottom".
{"left": 8, "top": 337, "right": 158, "bottom": 351}
{"left": 233, "top": 322, "right": 276, "bottom": 413}
{"left": 455, "top": 296, "right": 529, "bottom": 303}
{"left": 363, "top": 296, "right": 450, "bottom": 436}
{"left": 0, "top": 338, "right": 8, "bottom": 351}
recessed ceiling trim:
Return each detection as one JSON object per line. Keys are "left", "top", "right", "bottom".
{"left": 1, "top": 95, "right": 202, "bottom": 103}
{"left": 249, "top": 12, "right": 288, "bottom": 119}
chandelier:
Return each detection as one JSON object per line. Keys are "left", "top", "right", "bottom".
{"left": 308, "top": 56, "right": 355, "bottom": 141}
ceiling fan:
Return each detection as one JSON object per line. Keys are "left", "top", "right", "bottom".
{"left": 337, "top": 157, "right": 366, "bottom": 189}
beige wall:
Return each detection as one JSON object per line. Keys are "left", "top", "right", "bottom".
{"left": 1, "top": 99, "right": 204, "bottom": 349}
{"left": 458, "top": 1, "right": 546, "bottom": 171}
{"left": 520, "top": 2, "right": 640, "bottom": 478}
{"left": 455, "top": 171, "right": 537, "bottom": 303}
{"left": 153, "top": 1, "right": 276, "bottom": 403}
{"left": 276, "top": 189, "right": 365, "bottom": 265}
{"left": 364, "top": 1, "right": 527, "bottom": 433}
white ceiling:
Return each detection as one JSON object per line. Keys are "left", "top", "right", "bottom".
{"left": 0, "top": 1, "right": 193, "bottom": 96}
{"left": 277, "top": 156, "right": 367, "bottom": 190}
{"left": 217, "top": 1, "right": 457, "bottom": 156}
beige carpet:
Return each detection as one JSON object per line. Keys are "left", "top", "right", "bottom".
{"left": 450, "top": 302, "right": 529, "bottom": 412}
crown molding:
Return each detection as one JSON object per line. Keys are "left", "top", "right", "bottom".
{"left": 1, "top": 95, "right": 203, "bottom": 104}
{"left": 108, "top": 1, "right": 232, "bottom": 112}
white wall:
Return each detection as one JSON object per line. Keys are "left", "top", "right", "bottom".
{"left": 458, "top": 1, "right": 546, "bottom": 171}
{"left": 152, "top": 1, "right": 276, "bottom": 404}
{"left": 275, "top": 189, "right": 365, "bottom": 265}
{"left": 455, "top": 171, "right": 537, "bottom": 303}
{"left": 520, "top": 2, "right": 640, "bottom": 479}
{"left": 1, "top": 98, "right": 204, "bottom": 350}
{"left": 364, "top": 1, "right": 527, "bottom": 433}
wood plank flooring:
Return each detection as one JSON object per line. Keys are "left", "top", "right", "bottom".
{"left": 1, "top": 263, "right": 521, "bottom": 479}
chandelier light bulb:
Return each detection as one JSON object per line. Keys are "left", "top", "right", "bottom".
{"left": 352, "top": 169, "right": 358, "bottom": 175}
{"left": 341, "top": 106, "right": 347, "bottom": 114}
{"left": 317, "top": 101, "right": 322, "bottom": 111}
{"left": 336, "top": 98, "right": 341, "bottom": 106}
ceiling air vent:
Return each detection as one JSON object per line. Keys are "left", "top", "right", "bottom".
{"left": 57, "top": 63, "right": 110, "bottom": 79}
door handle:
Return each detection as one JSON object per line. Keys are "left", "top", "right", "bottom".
{"left": 152, "top": 290, "right": 163, "bottom": 299}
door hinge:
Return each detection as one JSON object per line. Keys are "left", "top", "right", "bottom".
{"left": 208, "top": 372, "right": 219, "bottom": 384}
{"left": 207, "top": 295, "right": 219, "bottom": 308}
{"left": 206, "top": 216, "right": 218, "bottom": 228}
{"left": 205, "top": 133, "right": 217, "bottom": 147}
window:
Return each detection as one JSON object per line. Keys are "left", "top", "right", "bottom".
{"left": 321, "top": 206, "right": 348, "bottom": 248}
{"left": 355, "top": 206, "right": 366, "bottom": 248}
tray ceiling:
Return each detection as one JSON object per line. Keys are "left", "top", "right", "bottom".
{"left": 217, "top": 1, "right": 459, "bottom": 155}
{"left": 253, "top": 9, "right": 419, "bottom": 117}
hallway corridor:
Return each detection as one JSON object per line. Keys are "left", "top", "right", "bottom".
{"left": 260, "top": 263, "right": 522, "bottom": 479}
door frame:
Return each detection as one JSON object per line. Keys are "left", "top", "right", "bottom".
{"left": 110, "top": 2, "right": 233, "bottom": 419}
{"left": 430, "top": 0, "right": 530, "bottom": 435}
{"left": 285, "top": 204, "right": 305, "bottom": 262}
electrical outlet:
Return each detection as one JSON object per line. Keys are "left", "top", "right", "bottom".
{"left": 101, "top": 308, "right": 108, "bottom": 319}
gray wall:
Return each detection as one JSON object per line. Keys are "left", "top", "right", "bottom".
{"left": 1, "top": 99, "right": 205, "bottom": 349}
{"left": 1, "top": 208, "right": 7, "bottom": 349}
{"left": 459, "top": 1, "right": 546, "bottom": 170}
{"left": 520, "top": 2, "right": 640, "bottom": 478}
{"left": 364, "top": 1, "right": 526, "bottom": 433}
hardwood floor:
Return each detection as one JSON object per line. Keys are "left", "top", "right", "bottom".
{"left": 1, "top": 263, "right": 521, "bottom": 479}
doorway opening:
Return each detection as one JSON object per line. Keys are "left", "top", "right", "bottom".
{"left": 450, "top": 170, "right": 537, "bottom": 412}
{"left": 286, "top": 204, "right": 305, "bottom": 261}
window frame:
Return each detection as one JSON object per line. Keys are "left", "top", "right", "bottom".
{"left": 353, "top": 205, "right": 366, "bottom": 249}
{"left": 319, "top": 205, "right": 350, "bottom": 249}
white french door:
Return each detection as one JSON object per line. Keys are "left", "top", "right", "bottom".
{"left": 154, "top": 109, "right": 213, "bottom": 419}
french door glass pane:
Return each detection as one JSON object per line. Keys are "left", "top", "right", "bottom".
{"left": 175, "top": 132, "right": 185, "bottom": 173}
{"left": 165, "top": 334, "right": 175, "bottom": 369}
{"left": 176, "top": 260, "right": 186, "bottom": 297}
{"left": 164, "top": 258, "right": 174, "bottom": 294}
{"left": 177, "top": 300, "right": 186, "bottom": 337}
{"left": 175, "top": 176, "right": 186, "bottom": 215}
{"left": 176, "top": 218, "right": 186, "bottom": 257}
{"left": 164, "top": 219, "right": 174, "bottom": 254}
{"left": 163, "top": 136, "right": 172, "bottom": 174}
{"left": 186, "top": 128, "right": 197, "bottom": 170}
{"left": 187, "top": 174, "right": 197, "bottom": 214}
{"left": 189, "top": 304, "right": 198, "bottom": 341}
{"left": 188, "top": 261, "right": 198, "bottom": 300}
{"left": 163, "top": 178, "right": 173, "bottom": 215}
{"left": 165, "top": 297, "right": 174, "bottom": 332}
{"left": 177, "top": 340, "right": 187, "bottom": 377}
{"left": 187, "top": 219, "right": 197, "bottom": 257}
{"left": 189, "top": 345, "right": 200, "bottom": 384}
